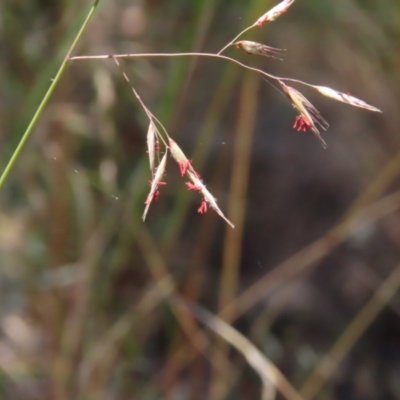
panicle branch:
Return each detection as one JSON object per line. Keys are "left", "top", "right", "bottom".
{"left": 169, "top": 139, "right": 235, "bottom": 228}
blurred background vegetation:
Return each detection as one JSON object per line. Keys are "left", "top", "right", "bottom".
{"left": 1, "top": 0, "right": 400, "bottom": 399}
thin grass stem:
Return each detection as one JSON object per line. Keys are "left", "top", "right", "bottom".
{"left": 217, "top": 24, "right": 256, "bottom": 55}
{"left": 111, "top": 57, "right": 169, "bottom": 148}
{"left": 0, "top": 0, "right": 100, "bottom": 191}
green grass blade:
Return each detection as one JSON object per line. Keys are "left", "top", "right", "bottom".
{"left": 0, "top": 0, "right": 100, "bottom": 190}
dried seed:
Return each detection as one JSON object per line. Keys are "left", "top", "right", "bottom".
{"left": 187, "top": 170, "right": 234, "bottom": 228}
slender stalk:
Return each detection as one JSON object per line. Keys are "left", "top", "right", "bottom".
{"left": 217, "top": 24, "right": 256, "bottom": 55}
{"left": 111, "top": 57, "right": 170, "bottom": 147}
{"left": 0, "top": 0, "right": 100, "bottom": 190}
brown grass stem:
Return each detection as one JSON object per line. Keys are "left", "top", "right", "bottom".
{"left": 341, "top": 149, "right": 400, "bottom": 219}
{"left": 299, "top": 263, "right": 400, "bottom": 399}
{"left": 160, "top": 188, "right": 400, "bottom": 387}
{"left": 185, "top": 300, "right": 304, "bottom": 400}
{"left": 222, "top": 189, "right": 400, "bottom": 320}
{"left": 129, "top": 142, "right": 400, "bottom": 397}
{"left": 210, "top": 68, "right": 261, "bottom": 400}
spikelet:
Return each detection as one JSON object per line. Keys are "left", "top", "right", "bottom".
{"left": 235, "top": 41, "right": 285, "bottom": 60}
{"left": 169, "top": 139, "right": 234, "bottom": 228}
{"left": 256, "top": 0, "right": 296, "bottom": 27}
{"left": 313, "top": 86, "right": 382, "bottom": 113}
{"left": 187, "top": 170, "right": 234, "bottom": 229}
{"left": 280, "top": 81, "right": 329, "bottom": 148}
{"left": 142, "top": 151, "right": 168, "bottom": 221}
{"left": 146, "top": 122, "right": 157, "bottom": 172}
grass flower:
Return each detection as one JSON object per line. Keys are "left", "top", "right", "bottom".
{"left": 143, "top": 151, "right": 168, "bottom": 221}
{"left": 280, "top": 81, "right": 329, "bottom": 148}
{"left": 186, "top": 170, "right": 234, "bottom": 228}
{"left": 198, "top": 199, "right": 208, "bottom": 214}
{"left": 186, "top": 181, "right": 202, "bottom": 191}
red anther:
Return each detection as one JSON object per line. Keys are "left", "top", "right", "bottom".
{"left": 198, "top": 199, "right": 208, "bottom": 214}
{"left": 185, "top": 182, "right": 202, "bottom": 191}
{"left": 178, "top": 160, "right": 192, "bottom": 177}
{"left": 293, "top": 115, "right": 311, "bottom": 132}
{"left": 149, "top": 180, "right": 167, "bottom": 186}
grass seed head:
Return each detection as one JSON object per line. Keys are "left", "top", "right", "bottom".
{"left": 142, "top": 151, "right": 168, "bottom": 221}
{"left": 280, "top": 81, "right": 329, "bottom": 148}
{"left": 235, "top": 41, "right": 285, "bottom": 60}
{"left": 256, "top": 0, "right": 296, "bottom": 27}
{"left": 314, "top": 86, "right": 382, "bottom": 113}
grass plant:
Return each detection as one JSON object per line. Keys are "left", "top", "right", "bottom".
{"left": 1, "top": 1, "right": 398, "bottom": 399}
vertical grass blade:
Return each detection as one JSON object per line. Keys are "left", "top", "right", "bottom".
{"left": 0, "top": 0, "right": 100, "bottom": 190}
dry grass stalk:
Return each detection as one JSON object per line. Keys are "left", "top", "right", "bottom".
{"left": 70, "top": 0, "right": 382, "bottom": 224}
{"left": 146, "top": 122, "right": 157, "bottom": 173}
{"left": 187, "top": 300, "right": 304, "bottom": 400}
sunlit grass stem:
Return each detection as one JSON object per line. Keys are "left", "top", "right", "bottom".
{"left": 217, "top": 24, "right": 256, "bottom": 55}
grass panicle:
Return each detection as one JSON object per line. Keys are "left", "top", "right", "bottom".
{"left": 67, "top": 0, "right": 380, "bottom": 223}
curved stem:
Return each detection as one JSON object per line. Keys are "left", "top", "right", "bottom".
{"left": 71, "top": 52, "right": 313, "bottom": 87}
{"left": 71, "top": 52, "right": 318, "bottom": 92}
